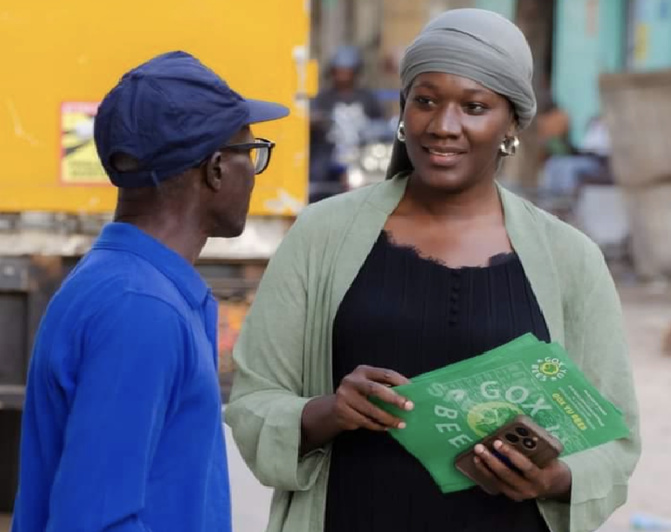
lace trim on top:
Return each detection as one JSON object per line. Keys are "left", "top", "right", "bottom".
{"left": 381, "top": 230, "right": 517, "bottom": 270}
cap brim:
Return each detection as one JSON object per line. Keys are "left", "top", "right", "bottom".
{"left": 246, "top": 99, "right": 290, "bottom": 124}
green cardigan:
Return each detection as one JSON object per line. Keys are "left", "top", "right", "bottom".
{"left": 226, "top": 176, "right": 640, "bottom": 532}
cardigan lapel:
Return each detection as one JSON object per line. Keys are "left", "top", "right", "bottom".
{"left": 328, "top": 176, "right": 409, "bottom": 324}
{"left": 499, "top": 185, "right": 565, "bottom": 345}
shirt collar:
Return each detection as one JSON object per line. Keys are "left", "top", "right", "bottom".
{"left": 93, "top": 222, "right": 210, "bottom": 309}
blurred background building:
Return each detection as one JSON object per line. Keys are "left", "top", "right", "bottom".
{"left": 311, "top": 0, "right": 671, "bottom": 279}
{"left": 313, "top": 0, "right": 671, "bottom": 149}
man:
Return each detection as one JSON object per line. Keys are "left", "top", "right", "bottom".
{"left": 11, "top": 51, "right": 288, "bottom": 532}
{"left": 309, "top": 45, "right": 385, "bottom": 202}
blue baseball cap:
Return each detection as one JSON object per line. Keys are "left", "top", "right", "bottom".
{"left": 94, "top": 51, "right": 290, "bottom": 188}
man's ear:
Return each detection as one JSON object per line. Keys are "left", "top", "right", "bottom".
{"left": 204, "top": 151, "right": 224, "bottom": 191}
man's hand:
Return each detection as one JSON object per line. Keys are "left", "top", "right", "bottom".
{"left": 472, "top": 439, "right": 572, "bottom": 502}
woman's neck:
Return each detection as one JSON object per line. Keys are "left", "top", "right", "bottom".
{"left": 399, "top": 175, "right": 503, "bottom": 223}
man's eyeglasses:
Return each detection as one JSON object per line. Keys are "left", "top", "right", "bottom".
{"left": 222, "top": 138, "right": 275, "bottom": 175}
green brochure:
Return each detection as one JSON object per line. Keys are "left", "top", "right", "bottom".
{"left": 373, "top": 336, "right": 630, "bottom": 493}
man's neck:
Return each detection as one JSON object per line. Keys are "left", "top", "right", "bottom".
{"left": 115, "top": 213, "right": 208, "bottom": 265}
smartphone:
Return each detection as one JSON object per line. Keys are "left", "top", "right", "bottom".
{"left": 454, "top": 415, "right": 564, "bottom": 495}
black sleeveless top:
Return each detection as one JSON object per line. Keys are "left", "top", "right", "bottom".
{"left": 325, "top": 231, "right": 551, "bottom": 532}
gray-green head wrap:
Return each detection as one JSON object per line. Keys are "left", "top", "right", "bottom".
{"left": 387, "top": 9, "right": 536, "bottom": 178}
{"left": 402, "top": 8, "right": 536, "bottom": 127}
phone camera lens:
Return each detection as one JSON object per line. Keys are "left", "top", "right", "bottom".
{"left": 505, "top": 433, "right": 520, "bottom": 444}
{"left": 515, "top": 427, "right": 530, "bottom": 437}
{"left": 522, "top": 438, "right": 536, "bottom": 450}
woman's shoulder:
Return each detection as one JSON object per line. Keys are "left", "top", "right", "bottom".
{"left": 500, "top": 185, "right": 605, "bottom": 269}
{"left": 294, "top": 181, "right": 394, "bottom": 235}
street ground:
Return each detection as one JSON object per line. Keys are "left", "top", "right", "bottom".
{"left": 1, "top": 280, "right": 670, "bottom": 532}
{"left": 598, "top": 281, "right": 671, "bottom": 531}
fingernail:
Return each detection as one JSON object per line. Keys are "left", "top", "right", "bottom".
{"left": 404, "top": 401, "right": 414, "bottom": 411}
{"left": 474, "top": 444, "right": 485, "bottom": 454}
{"left": 473, "top": 457, "right": 480, "bottom": 465}
{"left": 398, "top": 422, "right": 407, "bottom": 429}
{"left": 493, "top": 440, "right": 503, "bottom": 450}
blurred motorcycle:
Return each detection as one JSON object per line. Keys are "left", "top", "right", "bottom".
{"left": 344, "top": 137, "right": 395, "bottom": 191}
{"left": 309, "top": 112, "right": 395, "bottom": 203}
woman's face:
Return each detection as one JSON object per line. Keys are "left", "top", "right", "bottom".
{"left": 403, "top": 72, "right": 516, "bottom": 193}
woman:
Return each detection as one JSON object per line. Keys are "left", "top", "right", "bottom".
{"left": 227, "top": 9, "right": 640, "bottom": 532}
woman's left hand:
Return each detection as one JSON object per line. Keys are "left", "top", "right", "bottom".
{"left": 472, "top": 439, "right": 572, "bottom": 502}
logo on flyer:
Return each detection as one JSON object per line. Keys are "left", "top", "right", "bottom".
{"left": 532, "top": 357, "right": 567, "bottom": 382}
{"left": 466, "top": 402, "right": 522, "bottom": 437}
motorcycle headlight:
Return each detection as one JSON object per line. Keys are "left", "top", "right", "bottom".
{"left": 348, "top": 168, "right": 366, "bottom": 189}
{"left": 363, "top": 156, "right": 378, "bottom": 172}
{"left": 372, "top": 143, "right": 387, "bottom": 159}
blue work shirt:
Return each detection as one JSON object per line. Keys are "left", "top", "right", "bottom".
{"left": 12, "top": 223, "right": 232, "bottom": 532}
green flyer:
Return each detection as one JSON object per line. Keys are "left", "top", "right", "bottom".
{"left": 373, "top": 335, "right": 630, "bottom": 493}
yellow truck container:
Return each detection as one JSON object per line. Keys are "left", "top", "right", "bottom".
{"left": 0, "top": 0, "right": 315, "bottom": 215}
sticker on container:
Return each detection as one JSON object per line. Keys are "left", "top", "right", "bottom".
{"left": 61, "top": 102, "right": 107, "bottom": 185}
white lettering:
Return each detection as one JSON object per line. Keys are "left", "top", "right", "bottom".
{"left": 505, "top": 386, "right": 530, "bottom": 404}
{"left": 447, "top": 389, "right": 468, "bottom": 402}
{"left": 436, "top": 423, "right": 461, "bottom": 434}
{"left": 449, "top": 434, "right": 474, "bottom": 448}
{"left": 545, "top": 424, "right": 561, "bottom": 436}
{"left": 480, "top": 381, "right": 501, "bottom": 400}
{"left": 435, "top": 405, "right": 459, "bottom": 419}
{"left": 428, "top": 382, "right": 446, "bottom": 398}
{"left": 524, "top": 396, "right": 553, "bottom": 416}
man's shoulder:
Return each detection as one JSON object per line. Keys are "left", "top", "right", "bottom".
{"left": 33, "top": 256, "right": 190, "bottom": 377}
{"left": 312, "top": 88, "right": 337, "bottom": 108}
{"left": 58, "top": 249, "right": 190, "bottom": 318}
{"left": 356, "top": 87, "right": 381, "bottom": 102}
{"left": 46, "top": 274, "right": 190, "bottom": 352}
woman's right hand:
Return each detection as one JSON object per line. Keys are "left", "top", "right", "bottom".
{"left": 333, "top": 365, "right": 414, "bottom": 432}
{"left": 301, "top": 365, "right": 414, "bottom": 455}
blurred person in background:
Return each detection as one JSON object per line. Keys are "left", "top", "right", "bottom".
{"left": 541, "top": 115, "right": 612, "bottom": 196}
{"left": 309, "top": 45, "right": 386, "bottom": 202}
{"left": 227, "top": 8, "right": 639, "bottom": 532}
{"left": 11, "top": 51, "right": 288, "bottom": 532}
{"left": 536, "top": 99, "right": 573, "bottom": 160}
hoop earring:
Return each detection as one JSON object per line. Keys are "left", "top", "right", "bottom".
{"left": 397, "top": 122, "right": 406, "bottom": 143}
{"left": 499, "top": 136, "right": 520, "bottom": 157}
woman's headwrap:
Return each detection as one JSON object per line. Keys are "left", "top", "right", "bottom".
{"left": 386, "top": 8, "right": 536, "bottom": 179}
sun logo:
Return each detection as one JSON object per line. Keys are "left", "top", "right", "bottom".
{"left": 531, "top": 357, "right": 567, "bottom": 382}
